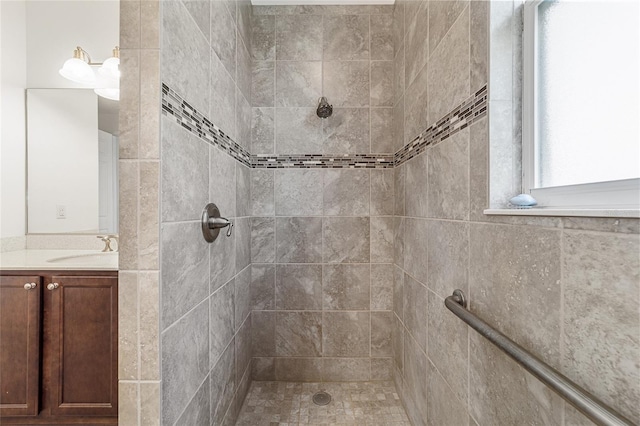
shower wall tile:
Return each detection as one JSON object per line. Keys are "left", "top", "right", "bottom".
{"left": 181, "top": 0, "right": 210, "bottom": 42}
{"left": 371, "top": 263, "right": 393, "bottom": 311}
{"left": 371, "top": 107, "right": 394, "bottom": 154}
{"left": 250, "top": 217, "right": 275, "bottom": 263}
{"left": 210, "top": 341, "right": 235, "bottom": 426}
{"left": 403, "top": 218, "right": 429, "bottom": 285}
{"left": 393, "top": 44, "right": 405, "bottom": 105}
{"left": 427, "top": 6, "right": 469, "bottom": 124}
{"left": 275, "top": 169, "right": 323, "bottom": 216}
{"left": 161, "top": 118, "right": 209, "bottom": 222}
{"left": 251, "top": 311, "right": 275, "bottom": 356}
{"left": 235, "top": 217, "right": 251, "bottom": 272}
{"left": 393, "top": 265, "right": 403, "bottom": 321}
{"left": 470, "top": 0, "right": 489, "bottom": 93}
{"left": 234, "top": 267, "right": 251, "bottom": 330}
{"left": 392, "top": 95, "right": 405, "bottom": 152}
{"left": 402, "top": 273, "right": 427, "bottom": 351}
{"left": 162, "top": 0, "right": 210, "bottom": 115}
{"left": 252, "top": 357, "right": 276, "bottom": 381}
{"left": 404, "top": 152, "right": 429, "bottom": 218}
{"left": 237, "top": 38, "right": 252, "bottom": 102}
{"left": 323, "top": 169, "right": 370, "bottom": 216}
{"left": 371, "top": 311, "right": 393, "bottom": 356}
{"left": 276, "top": 312, "right": 322, "bottom": 356}
{"left": 252, "top": 61, "right": 275, "bottom": 107}
{"left": 275, "top": 264, "right": 323, "bottom": 310}
{"left": 371, "top": 216, "right": 394, "bottom": 263}
{"left": 210, "top": 219, "right": 236, "bottom": 293}
{"left": 250, "top": 169, "right": 274, "bottom": 216}
{"left": 237, "top": 0, "right": 252, "bottom": 49}
{"left": 161, "top": 300, "right": 209, "bottom": 426}
{"left": 323, "top": 15, "right": 370, "bottom": 60}
{"left": 251, "top": 15, "right": 275, "bottom": 60}
{"left": 426, "top": 220, "right": 468, "bottom": 299}
{"left": 371, "top": 61, "right": 394, "bottom": 107}
{"left": 371, "top": 14, "right": 394, "bottom": 60}
{"left": 403, "top": 331, "right": 427, "bottom": 423}
{"left": 235, "top": 319, "right": 252, "bottom": 383}
{"left": 176, "top": 375, "right": 210, "bottom": 426}
{"left": 323, "top": 217, "right": 371, "bottom": 263}
{"left": 236, "top": 163, "right": 251, "bottom": 217}
{"left": 392, "top": 314, "right": 403, "bottom": 373}
{"left": 251, "top": 107, "right": 275, "bottom": 154}
{"left": 275, "top": 15, "right": 323, "bottom": 60}
{"left": 211, "top": 0, "right": 236, "bottom": 79}
{"left": 250, "top": 264, "right": 275, "bottom": 310}
{"left": 139, "top": 162, "right": 159, "bottom": 270}
{"left": 161, "top": 222, "right": 209, "bottom": 329}
{"left": 394, "top": 163, "right": 405, "bottom": 216}
{"left": 210, "top": 281, "right": 235, "bottom": 366}
{"left": 323, "top": 358, "right": 371, "bottom": 382}
{"left": 235, "top": 89, "right": 252, "bottom": 150}
{"left": 275, "top": 358, "right": 322, "bottom": 382}
{"left": 404, "top": 0, "right": 428, "bottom": 87}
{"left": 427, "top": 289, "right": 468, "bottom": 404}
{"left": 371, "top": 169, "right": 395, "bottom": 216}
{"left": 562, "top": 231, "right": 640, "bottom": 423}
{"left": 426, "top": 362, "right": 468, "bottom": 426}
{"left": 275, "top": 61, "right": 322, "bottom": 107}
{"left": 371, "top": 358, "right": 393, "bottom": 380}
{"left": 275, "top": 107, "right": 323, "bottom": 154}
{"left": 404, "top": 60, "right": 429, "bottom": 144}
{"left": 322, "top": 264, "right": 371, "bottom": 310}
{"left": 276, "top": 217, "right": 323, "bottom": 263}
{"left": 322, "top": 108, "right": 370, "bottom": 154}
{"left": 323, "top": 312, "right": 370, "bottom": 356}
{"left": 211, "top": 50, "right": 237, "bottom": 140}
{"left": 323, "top": 61, "right": 370, "bottom": 108}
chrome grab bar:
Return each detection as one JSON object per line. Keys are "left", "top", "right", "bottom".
{"left": 445, "top": 290, "right": 635, "bottom": 426}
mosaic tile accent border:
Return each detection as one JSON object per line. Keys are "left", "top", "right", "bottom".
{"left": 162, "top": 83, "right": 252, "bottom": 167}
{"left": 161, "top": 83, "right": 487, "bottom": 169}
{"left": 395, "top": 85, "right": 488, "bottom": 166}
{"left": 252, "top": 154, "right": 394, "bottom": 169}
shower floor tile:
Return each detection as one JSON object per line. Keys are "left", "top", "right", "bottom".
{"left": 235, "top": 381, "right": 411, "bottom": 426}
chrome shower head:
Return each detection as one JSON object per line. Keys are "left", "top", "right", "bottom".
{"left": 316, "top": 97, "right": 333, "bottom": 119}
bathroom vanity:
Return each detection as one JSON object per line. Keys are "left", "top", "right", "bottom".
{"left": 0, "top": 251, "right": 118, "bottom": 425}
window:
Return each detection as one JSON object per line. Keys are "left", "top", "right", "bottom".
{"left": 522, "top": 0, "right": 640, "bottom": 211}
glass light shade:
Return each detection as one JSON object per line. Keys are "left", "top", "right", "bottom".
{"left": 98, "top": 56, "right": 120, "bottom": 80}
{"left": 58, "top": 57, "right": 96, "bottom": 85}
{"left": 94, "top": 68, "right": 119, "bottom": 101}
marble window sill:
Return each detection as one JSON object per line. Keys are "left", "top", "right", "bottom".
{"left": 484, "top": 208, "right": 640, "bottom": 219}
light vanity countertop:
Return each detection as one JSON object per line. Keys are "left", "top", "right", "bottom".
{"left": 0, "top": 249, "right": 118, "bottom": 271}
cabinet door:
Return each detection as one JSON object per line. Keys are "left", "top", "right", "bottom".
{"left": 0, "top": 275, "right": 41, "bottom": 417}
{"left": 47, "top": 275, "right": 117, "bottom": 417}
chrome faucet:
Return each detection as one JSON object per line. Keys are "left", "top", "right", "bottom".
{"left": 97, "top": 235, "right": 118, "bottom": 252}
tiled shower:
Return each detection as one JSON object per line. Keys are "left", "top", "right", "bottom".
{"left": 117, "top": 0, "right": 640, "bottom": 424}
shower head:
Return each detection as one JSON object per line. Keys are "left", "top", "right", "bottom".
{"left": 316, "top": 97, "right": 333, "bottom": 119}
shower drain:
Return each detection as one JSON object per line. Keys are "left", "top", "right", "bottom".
{"left": 312, "top": 391, "right": 332, "bottom": 406}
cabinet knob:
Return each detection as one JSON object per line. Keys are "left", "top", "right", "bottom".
{"left": 47, "top": 283, "right": 59, "bottom": 291}
{"left": 24, "top": 282, "right": 37, "bottom": 290}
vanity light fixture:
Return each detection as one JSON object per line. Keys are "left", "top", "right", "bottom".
{"left": 59, "top": 46, "right": 120, "bottom": 100}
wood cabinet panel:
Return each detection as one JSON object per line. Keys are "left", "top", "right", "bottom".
{"left": 0, "top": 275, "right": 41, "bottom": 417}
{"left": 48, "top": 275, "right": 118, "bottom": 417}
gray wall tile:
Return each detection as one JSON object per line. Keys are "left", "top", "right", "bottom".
{"left": 426, "top": 220, "right": 468, "bottom": 299}
{"left": 275, "top": 107, "right": 323, "bottom": 153}
{"left": 210, "top": 145, "right": 237, "bottom": 219}
{"left": 371, "top": 264, "right": 393, "bottom": 311}
{"left": 323, "top": 61, "right": 370, "bottom": 107}
{"left": 251, "top": 311, "right": 275, "bottom": 356}
{"left": 323, "top": 312, "right": 370, "bottom": 356}
{"left": 252, "top": 61, "right": 275, "bottom": 107}
{"left": 276, "top": 217, "right": 323, "bottom": 263}
{"left": 235, "top": 217, "right": 251, "bottom": 273}
{"left": 251, "top": 107, "right": 275, "bottom": 154}
{"left": 250, "top": 264, "right": 275, "bottom": 310}
{"left": 275, "top": 169, "right": 323, "bottom": 216}
{"left": 252, "top": 15, "right": 276, "bottom": 60}
{"left": 276, "top": 264, "right": 323, "bottom": 310}
{"left": 403, "top": 272, "right": 427, "bottom": 351}
{"left": 210, "top": 1, "right": 236, "bottom": 81}
{"left": 371, "top": 169, "right": 395, "bottom": 216}
{"left": 161, "top": 222, "right": 210, "bottom": 328}
{"left": 371, "top": 14, "right": 394, "bottom": 60}
{"left": 276, "top": 312, "right": 322, "bottom": 356}
{"left": 322, "top": 108, "right": 370, "bottom": 154}
{"left": 250, "top": 169, "right": 275, "bottom": 216}
{"left": 161, "top": 118, "right": 209, "bottom": 222}
{"left": 275, "top": 61, "right": 322, "bottom": 107}
{"left": 371, "top": 311, "right": 393, "bottom": 356}
{"left": 371, "top": 107, "right": 394, "bottom": 153}
{"left": 323, "top": 169, "right": 370, "bottom": 216}
{"left": 162, "top": 301, "right": 209, "bottom": 426}
{"left": 324, "top": 217, "right": 371, "bottom": 263}
{"left": 251, "top": 217, "right": 275, "bottom": 263}
{"left": 323, "top": 358, "right": 371, "bottom": 381}
{"left": 210, "top": 341, "right": 235, "bottom": 425}
{"left": 236, "top": 163, "right": 251, "bottom": 217}
{"left": 235, "top": 266, "right": 251, "bottom": 330}
{"left": 371, "top": 61, "right": 394, "bottom": 107}
{"left": 210, "top": 220, "right": 236, "bottom": 293}
{"left": 276, "top": 15, "right": 323, "bottom": 60}
{"left": 426, "top": 362, "right": 468, "bottom": 426}
{"left": 323, "top": 15, "right": 370, "bottom": 60}
{"left": 275, "top": 358, "right": 322, "bottom": 382}
{"left": 210, "top": 280, "right": 234, "bottom": 367}
{"left": 323, "top": 264, "right": 371, "bottom": 310}
{"left": 405, "top": 152, "right": 429, "bottom": 218}
{"left": 371, "top": 216, "right": 394, "bottom": 263}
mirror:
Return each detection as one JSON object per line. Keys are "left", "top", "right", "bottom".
{"left": 0, "top": 0, "right": 119, "bottom": 239}
{"left": 27, "top": 89, "right": 119, "bottom": 234}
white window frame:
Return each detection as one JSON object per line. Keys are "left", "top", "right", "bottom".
{"left": 521, "top": 0, "right": 640, "bottom": 212}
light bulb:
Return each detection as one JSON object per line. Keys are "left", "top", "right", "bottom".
{"left": 59, "top": 57, "right": 96, "bottom": 85}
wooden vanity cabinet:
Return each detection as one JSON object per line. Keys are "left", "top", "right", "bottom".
{"left": 0, "top": 270, "right": 117, "bottom": 425}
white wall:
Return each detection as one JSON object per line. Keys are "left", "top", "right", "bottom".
{"left": 27, "top": 89, "right": 99, "bottom": 233}
{"left": 26, "top": 1, "right": 119, "bottom": 88}
{"left": 0, "top": 0, "right": 27, "bottom": 239}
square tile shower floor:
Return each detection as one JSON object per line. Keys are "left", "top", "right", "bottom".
{"left": 235, "top": 381, "right": 411, "bottom": 425}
